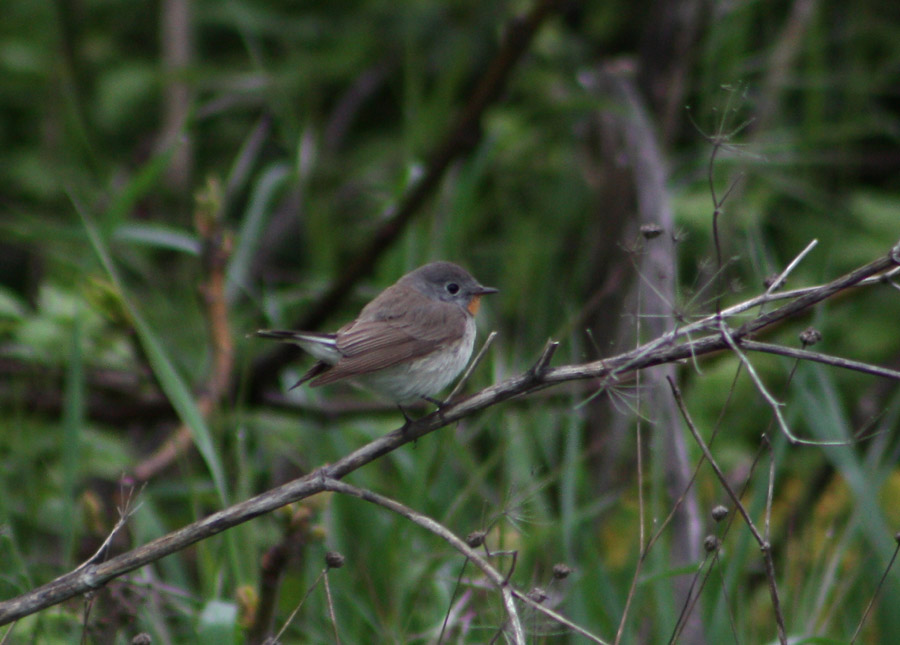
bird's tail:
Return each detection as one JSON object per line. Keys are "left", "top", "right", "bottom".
{"left": 255, "top": 329, "right": 337, "bottom": 345}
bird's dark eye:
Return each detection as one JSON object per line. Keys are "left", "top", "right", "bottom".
{"left": 446, "top": 282, "right": 460, "bottom": 295}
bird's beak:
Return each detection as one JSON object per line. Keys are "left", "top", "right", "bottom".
{"left": 466, "top": 285, "right": 497, "bottom": 315}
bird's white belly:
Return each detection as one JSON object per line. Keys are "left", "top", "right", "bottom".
{"left": 362, "top": 320, "right": 477, "bottom": 403}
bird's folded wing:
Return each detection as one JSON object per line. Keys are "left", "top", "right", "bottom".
{"left": 310, "top": 301, "right": 466, "bottom": 385}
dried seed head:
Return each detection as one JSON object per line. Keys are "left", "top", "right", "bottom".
{"left": 640, "top": 223, "right": 664, "bottom": 239}
{"left": 325, "top": 551, "right": 345, "bottom": 569}
{"left": 799, "top": 327, "right": 823, "bottom": 346}
{"left": 527, "top": 587, "right": 548, "bottom": 603}
{"left": 552, "top": 563, "right": 573, "bottom": 580}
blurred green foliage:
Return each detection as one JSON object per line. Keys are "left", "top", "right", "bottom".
{"left": 2, "top": 0, "right": 900, "bottom": 642}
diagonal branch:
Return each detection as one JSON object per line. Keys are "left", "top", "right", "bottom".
{"left": 0, "top": 240, "right": 898, "bottom": 626}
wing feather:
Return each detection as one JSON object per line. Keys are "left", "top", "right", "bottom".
{"left": 310, "top": 287, "right": 466, "bottom": 386}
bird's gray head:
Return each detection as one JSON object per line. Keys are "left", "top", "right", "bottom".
{"left": 401, "top": 262, "right": 497, "bottom": 312}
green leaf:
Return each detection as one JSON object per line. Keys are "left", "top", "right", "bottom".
{"left": 113, "top": 223, "right": 201, "bottom": 255}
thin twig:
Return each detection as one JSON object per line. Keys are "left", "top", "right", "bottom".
{"left": 658, "top": 251, "right": 900, "bottom": 348}
{"left": 763, "top": 441, "right": 776, "bottom": 559}
{"left": 667, "top": 377, "right": 788, "bottom": 645}
{"left": 529, "top": 339, "right": 560, "bottom": 379}
{"left": 849, "top": 536, "right": 900, "bottom": 643}
{"left": 79, "top": 593, "right": 94, "bottom": 645}
{"left": 614, "top": 402, "right": 643, "bottom": 645}
{"left": 669, "top": 547, "right": 716, "bottom": 644}
{"left": 508, "top": 587, "right": 610, "bottom": 644}
{"left": 765, "top": 238, "right": 818, "bottom": 294}
{"left": 718, "top": 318, "right": 852, "bottom": 446}
{"left": 0, "top": 622, "right": 15, "bottom": 645}
{"left": 444, "top": 330, "right": 498, "bottom": 404}
{"left": 246, "top": 506, "right": 315, "bottom": 644}
{"left": 271, "top": 569, "right": 326, "bottom": 643}
{"left": 323, "top": 569, "right": 341, "bottom": 645}
{"left": 437, "top": 559, "right": 470, "bottom": 644}
{"left": 74, "top": 483, "right": 145, "bottom": 574}
{"left": 741, "top": 339, "right": 900, "bottom": 381}
{"left": 660, "top": 369, "right": 747, "bottom": 642}
{"left": 615, "top": 277, "right": 646, "bottom": 645}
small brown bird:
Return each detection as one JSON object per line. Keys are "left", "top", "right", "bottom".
{"left": 257, "top": 262, "right": 497, "bottom": 406}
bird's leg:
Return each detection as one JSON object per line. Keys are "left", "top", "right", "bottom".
{"left": 422, "top": 395, "right": 444, "bottom": 409}
{"left": 422, "top": 396, "right": 448, "bottom": 424}
{"left": 398, "top": 397, "right": 445, "bottom": 437}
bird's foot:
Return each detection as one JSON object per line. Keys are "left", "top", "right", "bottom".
{"left": 397, "top": 405, "right": 414, "bottom": 435}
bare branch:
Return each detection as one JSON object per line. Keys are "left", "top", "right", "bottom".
{"left": 0, "top": 241, "right": 898, "bottom": 626}
{"left": 74, "top": 483, "right": 145, "bottom": 574}
{"left": 529, "top": 339, "right": 560, "bottom": 379}
{"left": 765, "top": 238, "right": 818, "bottom": 294}
{"left": 719, "top": 319, "right": 854, "bottom": 446}
{"left": 716, "top": 318, "right": 802, "bottom": 443}
{"left": 740, "top": 339, "right": 900, "bottom": 381}
{"left": 666, "top": 252, "right": 900, "bottom": 344}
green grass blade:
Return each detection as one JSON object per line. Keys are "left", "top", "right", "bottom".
{"left": 62, "top": 314, "right": 85, "bottom": 566}
{"left": 76, "top": 203, "right": 229, "bottom": 506}
{"left": 225, "top": 162, "right": 291, "bottom": 302}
